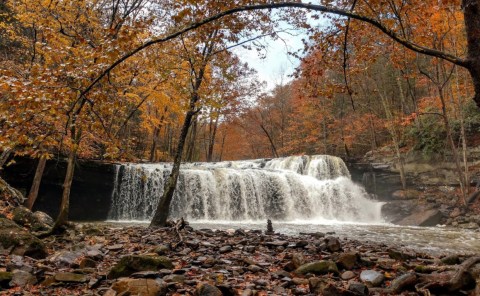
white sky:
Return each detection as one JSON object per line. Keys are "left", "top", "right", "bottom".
{"left": 233, "top": 29, "right": 305, "bottom": 90}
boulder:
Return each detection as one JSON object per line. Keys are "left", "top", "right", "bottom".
{"left": 295, "top": 261, "right": 339, "bottom": 275}
{"left": 0, "top": 218, "right": 47, "bottom": 259}
{"left": 11, "top": 207, "right": 53, "bottom": 232}
{"left": 105, "top": 278, "right": 167, "bottom": 296}
{"left": 108, "top": 255, "right": 173, "bottom": 279}
{"left": 396, "top": 209, "right": 443, "bottom": 226}
{"left": 31, "top": 211, "right": 54, "bottom": 231}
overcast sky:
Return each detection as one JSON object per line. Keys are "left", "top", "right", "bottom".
{"left": 233, "top": 29, "right": 305, "bottom": 90}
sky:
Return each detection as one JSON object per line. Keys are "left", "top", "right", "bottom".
{"left": 233, "top": 29, "right": 305, "bottom": 90}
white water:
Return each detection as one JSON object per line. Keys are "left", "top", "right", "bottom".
{"left": 109, "top": 155, "right": 383, "bottom": 223}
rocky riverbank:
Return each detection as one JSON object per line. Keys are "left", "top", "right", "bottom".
{"left": 1, "top": 219, "right": 480, "bottom": 296}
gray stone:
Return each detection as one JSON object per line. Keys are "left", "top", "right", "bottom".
{"left": 10, "top": 270, "right": 36, "bottom": 287}
{"left": 348, "top": 282, "right": 369, "bottom": 295}
{"left": 360, "top": 270, "right": 384, "bottom": 287}
{"left": 31, "top": 211, "right": 54, "bottom": 231}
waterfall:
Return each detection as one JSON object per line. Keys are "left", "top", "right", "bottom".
{"left": 108, "top": 155, "right": 383, "bottom": 223}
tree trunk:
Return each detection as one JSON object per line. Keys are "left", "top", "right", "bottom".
{"left": 259, "top": 123, "right": 279, "bottom": 158}
{"left": 150, "top": 105, "right": 196, "bottom": 227}
{"left": 52, "top": 130, "right": 81, "bottom": 230}
{"left": 25, "top": 156, "right": 47, "bottom": 210}
{"left": 206, "top": 113, "right": 219, "bottom": 162}
{"left": 150, "top": 127, "right": 160, "bottom": 162}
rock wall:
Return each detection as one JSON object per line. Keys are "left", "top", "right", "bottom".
{"left": 1, "top": 158, "right": 115, "bottom": 221}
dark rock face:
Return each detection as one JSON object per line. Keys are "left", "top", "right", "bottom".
{"left": 1, "top": 158, "right": 116, "bottom": 221}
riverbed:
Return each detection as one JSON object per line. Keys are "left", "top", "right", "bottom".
{"left": 107, "top": 219, "right": 480, "bottom": 255}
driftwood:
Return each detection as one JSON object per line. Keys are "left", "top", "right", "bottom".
{"left": 169, "top": 217, "right": 186, "bottom": 249}
{"left": 415, "top": 256, "right": 480, "bottom": 293}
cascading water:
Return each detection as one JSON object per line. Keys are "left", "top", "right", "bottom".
{"left": 108, "top": 155, "right": 384, "bottom": 223}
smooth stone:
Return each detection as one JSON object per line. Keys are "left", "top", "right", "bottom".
{"left": 54, "top": 272, "right": 88, "bottom": 283}
{"left": 219, "top": 246, "right": 232, "bottom": 253}
{"left": 341, "top": 270, "right": 356, "bottom": 280}
{"left": 360, "top": 270, "right": 384, "bottom": 287}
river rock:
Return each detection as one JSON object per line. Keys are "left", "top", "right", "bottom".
{"left": 337, "top": 252, "right": 358, "bottom": 270}
{"left": 348, "top": 282, "right": 369, "bottom": 295}
{"left": 295, "top": 260, "right": 339, "bottom": 275}
{"left": 397, "top": 209, "right": 443, "bottom": 226}
{"left": 292, "top": 252, "right": 306, "bottom": 269}
{"left": 0, "top": 218, "right": 47, "bottom": 259}
{"left": 196, "top": 282, "right": 223, "bottom": 296}
{"left": 54, "top": 272, "right": 88, "bottom": 283}
{"left": 341, "top": 271, "right": 356, "bottom": 280}
{"left": 325, "top": 236, "right": 341, "bottom": 252}
{"left": 105, "top": 278, "right": 167, "bottom": 296}
{"left": 219, "top": 245, "right": 232, "bottom": 253}
{"left": 108, "top": 255, "right": 173, "bottom": 279}
{"left": 360, "top": 270, "right": 384, "bottom": 287}
{"left": 10, "top": 269, "right": 37, "bottom": 287}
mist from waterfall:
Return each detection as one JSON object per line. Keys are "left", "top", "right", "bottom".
{"left": 108, "top": 155, "right": 384, "bottom": 223}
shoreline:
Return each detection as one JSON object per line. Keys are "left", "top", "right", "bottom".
{"left": 2, "top": 221, "right": 478, "bottom": 295}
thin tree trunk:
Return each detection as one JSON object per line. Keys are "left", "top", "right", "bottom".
{"left": 206, "top": 113, "right": 219, "bottom": 162}
{"left": 52, "top": 129, "right": 81, "bottom": 231}
{"left": 25, "top": 156, "right": 47, "bottom": 210}
{"left": 150, "top": 101, "right": 197, "bottom": 227}
{"left": 259, "top": 123, "right": 279, "bottom": 158}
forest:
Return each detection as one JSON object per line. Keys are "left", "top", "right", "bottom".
{"left": 1, "top": 0, "right": 480, "bottom": 295}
